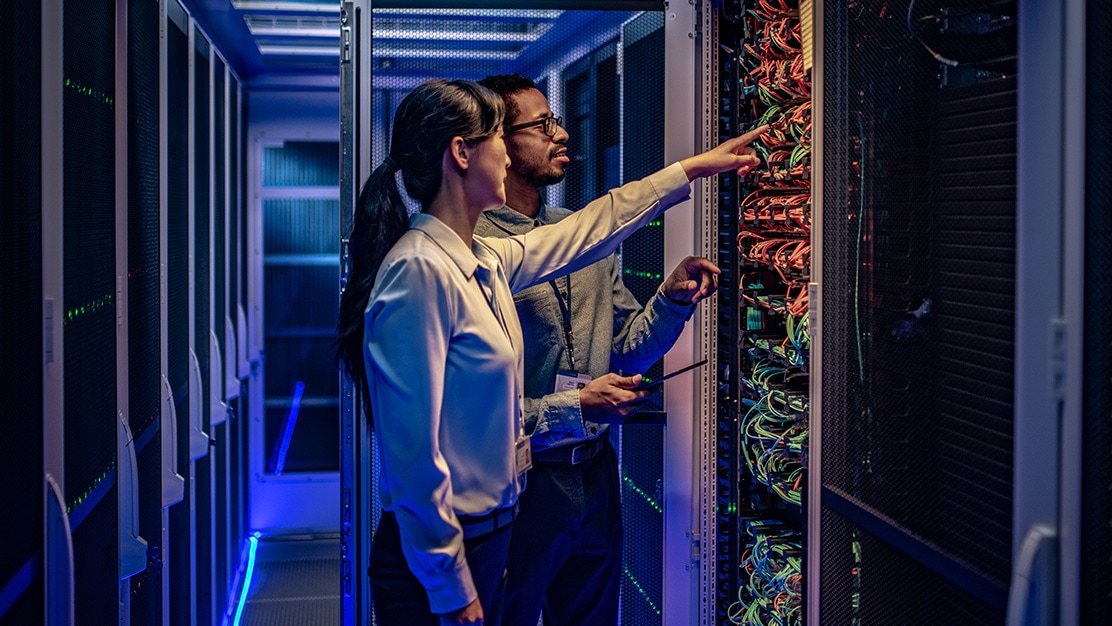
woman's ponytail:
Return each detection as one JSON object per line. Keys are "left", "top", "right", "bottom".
{"left": 335, "top": 78, "right": 505, "bottom": 424}
{"left": 336, "top": 157, "right": 408, "bottom": 419}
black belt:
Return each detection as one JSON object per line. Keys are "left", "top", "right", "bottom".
{"left": 531, "top": 435, "right": 607, "bottom": 467}
{"left": 458, "top": 504, "right": 518, "bottom": 539}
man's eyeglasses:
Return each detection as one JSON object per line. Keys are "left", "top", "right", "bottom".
{"left": 504, "top": 116, "right": 563, "bottom": 138}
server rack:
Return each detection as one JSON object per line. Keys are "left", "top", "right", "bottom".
{"left": 0, "top": 1, "right": 248, "bottom": 622}
{"left": 128, "top": 0, "right": 173, "bottom": 622}
{"left": 191, "top": 27, "right": 216, "bottom": 624}
{"left": 166, "top": 4, "right": 205, "bottom": 625}
{"left": 1, "top": 2, "right": 46, "bottom": 623}
{"left": 1079, "top": 3, "right": 1112, "bottom": 622}
{"left": 701, "top": 1, "right": 1104, "bottom": 624}
{"left": 62, "top": 0, "right": 129, "bottom": 621}
{"left": 713, "top": 2, "right": 812, "bottom": 623}
{"left": 817, "top": 1, "right": 1018, "bottom": 622}
{"left": 42, "top": 1, "right": 71, "bottom": 622}
{"left": 339, "top": 3, "right": 371, "bottom": 624}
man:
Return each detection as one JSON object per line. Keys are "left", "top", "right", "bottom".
{"left": 475, "top": 74, "right": 719, "bottom": 625}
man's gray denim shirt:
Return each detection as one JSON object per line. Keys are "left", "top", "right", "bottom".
{"left": 475, "top": 203, "right": 695, "bottom": 452}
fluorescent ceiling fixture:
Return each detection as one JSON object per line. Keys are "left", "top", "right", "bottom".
{"left": 233, "top": 1, "right": 336, "bottom": 13}
{"left": 370, "top": 18, "right": 554, "bottom": 42}
{"left": 244, "top": 15, "right": 340, "bottom": 37}
{"left": 373, "top": 28, "right": 547, "bottom": 43}
{"left": 374, "top": 9, "right": 562, "bottom": 19}
{"left": 373, "top": 48, "right": 519, "bottom": 60}
{"left": 258, "top": 44, "right": 339, "bottom": 56}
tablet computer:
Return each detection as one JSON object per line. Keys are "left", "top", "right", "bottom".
{"left": 634, "top": 359, "right": 708, "bottom": 390}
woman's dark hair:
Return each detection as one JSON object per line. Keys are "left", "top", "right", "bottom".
{"left": 336, "top": 79, "right": 505, "bottom": 419}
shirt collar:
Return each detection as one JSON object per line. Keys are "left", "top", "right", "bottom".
{"left": 482, "top": 203, "right": 551, "bottom": 234}
{"left": 409, "top": 212, "right": 483, "bottom": 280}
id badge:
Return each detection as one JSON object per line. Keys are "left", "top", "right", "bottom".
{"left": 515, "top": 436, "right": 533, "bottom": 474}
{"left": 554, "top": 369, "right": 592, "bottom": 394}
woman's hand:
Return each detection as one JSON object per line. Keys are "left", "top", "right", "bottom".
{"left": 439, "top": 597, "right": 484, "bottom": 625}
{"left": 679, "top": 125, "right": 769, "bottom": 181}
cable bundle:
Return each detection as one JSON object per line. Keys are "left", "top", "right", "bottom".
{"left": 741, "top": 380, "right": 807, "bottom": 506}
{"left": 728, "top": 520, "right": 803, "bottom": 625}
{"left": 736, "top": 0, "right": 812, "bottom": 368}
{"left": 730, "top": 1, "right": 812, "bottom": 620}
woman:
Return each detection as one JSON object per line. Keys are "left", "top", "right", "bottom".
{"left": 336, "top": 78, "right": 766, "bottom": 626}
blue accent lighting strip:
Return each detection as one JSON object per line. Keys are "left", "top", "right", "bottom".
{"left": 0, "top": 555, "right": 41, "bottom": 619}
{"left": 274, "top": 381, "right": 305, "bottom": 476}
{"left": 231, "top": 533, "right": 261, "bottom": 626}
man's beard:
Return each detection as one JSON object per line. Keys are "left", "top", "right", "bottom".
{"left": 522, "top": 151, "right": 567, "bottom": 188}
{"left": 524, "top": 169, "right": 566, "bottom": 188}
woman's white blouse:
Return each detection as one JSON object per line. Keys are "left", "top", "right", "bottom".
{"left": 363, "top": 162, "right": 690, "bottom": 613}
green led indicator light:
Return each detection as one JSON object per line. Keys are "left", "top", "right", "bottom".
{"left": 64, "top": 77, "right": 114, "bottom": 107}
{"left": 66, "top": 463, "right": 114, "bottom": 514}
{"left": 65, "top": 293, "right": 114, "bottom": 326}
{"left": 623, "top": 566, "right": 662, "bottom": 616}
{"left": 622, "top": 475, "right": 662, "bottom": 513}
{"left": 622, "top": 268, "right": 664, "bottom": 281}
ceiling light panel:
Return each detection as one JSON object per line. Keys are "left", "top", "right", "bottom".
{"left": 232, "top": 1, "right": 336, "bottom": 13}
{"left": 244, "top": 15, "right": 341, "bottom": 37}
{"left": 371, "top": 18, "right": 553, "bottom": 43}
{"left": 374, "top": 47, "right": 518, "bottom": 60}
{"left": 256, "top": 43, "right": 339, "bottom": 56}
{"left": 374, "top": 9, "right": 562, "bottom": 19}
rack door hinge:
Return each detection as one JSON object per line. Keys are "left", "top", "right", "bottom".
{"left": 44, "top": 298, "right": 55, "bottom": 363}
{"left": 685, "top": 530, "right": 701, "bottom": 570}
{"left": 1050, "top": 317, "right": 1067, "bottom": 401}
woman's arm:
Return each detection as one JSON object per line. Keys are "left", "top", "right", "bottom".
{"left": 483, "top": 127, "right": 767, "bottom": 293}
{"left": 365, "top": 251, "right": 478, "bottom": 615}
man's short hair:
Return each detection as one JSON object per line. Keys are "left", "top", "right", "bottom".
{"left": 478, "top": 74, "right": 538, "bottom": 125}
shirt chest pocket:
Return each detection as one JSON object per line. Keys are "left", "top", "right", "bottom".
{"left": 512, "top": 283, "right": 561, "bottom": 350}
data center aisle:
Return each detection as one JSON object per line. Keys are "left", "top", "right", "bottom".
{"left": 232, "top": 535, "right": 340, "bottom": 625}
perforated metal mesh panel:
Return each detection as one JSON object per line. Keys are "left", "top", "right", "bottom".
{"left": 194, "top": 29, "right": 215, "bottom": 626}
{"left": 215, "top": 56, "right": 227, "bottom": 363}
{"left": 231, "top": 83, "right": 241, "bottom": 324}
{"left": 819, "top": 508, "right": 1001, "bottom": 624}
{"left": 63, "top": 0, "right": 118, "bottom": 620}
{"left": 63, "top": 0, "right": 117, "bottom": 508}
{"left": 820, "top": 0, "right": 1016, "bottom": 619}
{"left": 128, "top": 0, "right": 161, "bottom": 441}
{"left": 241, "top": 93, "right": 251, "bottom": 324}
{"left": 0, "top": 2, "right": 43, "bottom": 619}
{"left": 166, "top": 7, "right": 194, "bottom": 623}
{"left": 71, "top": 485, "right": 120, "bottom": 624}
{"left": 215, "top": 421, "right": 230, "bottom": 619}
{"left": 167, "top": 5, "right": 190, "bottom": 400}
{"left": 617, "top": 12, "right": 667, "bottom": 625}
{"left": 127, "top": 0, "right": 163, "bottom": 618}
{"left": 195, "top": 31, "right": 212, "bottom": 400}
{"left": 212, "top": 57, "right": 231, "bottom": 620}
{"left": 133, "top": 441, "right": 164, "bottom": 623}
{"left": 1081, "top": 0, "right": 1112, "bottom": 620}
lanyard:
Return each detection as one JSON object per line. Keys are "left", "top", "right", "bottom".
{"left": 548, "top": 276, "right": 575, "bottom": 370}
{"left": 480, "top": 210, "right": 576, "bottom": 369}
